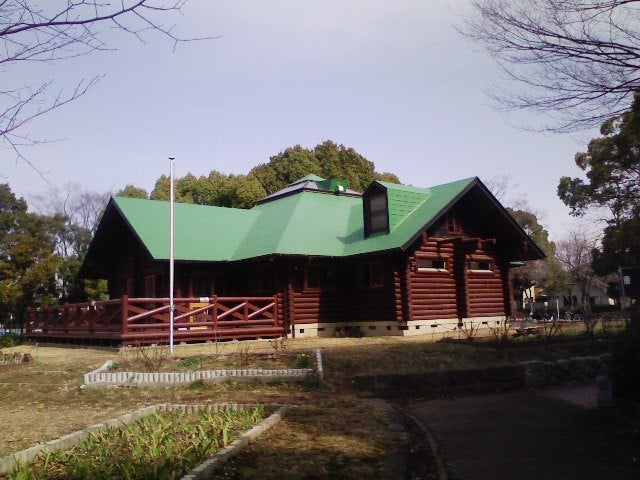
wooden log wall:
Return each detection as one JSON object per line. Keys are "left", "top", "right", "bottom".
{"left": 289, "top": 263, "right": 347, "bottom": 325}
{"left": 107, "top": 246, "right": 162, "bottom": 298}
{"left": 407, "top": 237, "right": 459, "bottom": 320}
{"left": 466, "top": 244, "right": 507, "bottom": 318}
{"left": 347, "top": 258, "right": 397, "bottom": 322}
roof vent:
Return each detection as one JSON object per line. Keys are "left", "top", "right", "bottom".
{"left": 318, "top": 178, "right": 349, "bottom": 194}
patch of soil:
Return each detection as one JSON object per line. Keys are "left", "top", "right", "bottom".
{"left": 113, "top": 352, "right": 311, "bottom": 373}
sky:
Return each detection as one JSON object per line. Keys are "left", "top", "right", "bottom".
{"left": 2, "top": 0, "right": 600, "bottom": 240}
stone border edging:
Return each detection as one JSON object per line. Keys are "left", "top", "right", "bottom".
{"left": 314, "top": 348, "right": 324, "bottom": 381}
{"left": 355, "top": 354, "right": 610, "bottom": 398}
{"left": 83, "top": 360, "right": 113, "bottom": 385}
{"left": 82, "top": 366, "right": 314, "bottom": 388}
{"left": 521, "top": 354, "right": 609, "bottom": 388}
{"left": 0, "top": 403, "right": 283, "bottom": 476}
{"left": 0, "top": 403, "right": 156, "bottom": 474}
{"left": 180, "top": 405, "right": 287, "bottom": 480}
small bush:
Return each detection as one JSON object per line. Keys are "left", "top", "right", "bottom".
{"left": 291, "top": 353, "right": 312, "bottom": 369}
{"left": 187, "top": 379, "right": 207, "bottom": 391}
{"left": 179, "top": 356, "right": 203, "bottom": 370}
{"left": 0, "top": 334, "right": 24, "bottom": 348}
{"left": 120, "top": 343, "right": 169, "bottom": 372}
{"left": 609, "top": 308, "right": 640, "bottom": 403}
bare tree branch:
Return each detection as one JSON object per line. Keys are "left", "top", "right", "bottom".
{"left": 462, "top": 0, "right": 640, "bottom": 131}
{"left": 1, "top": 1, "right": 212, "bottom": 171}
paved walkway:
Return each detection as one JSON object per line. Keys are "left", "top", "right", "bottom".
{"left": 410, "top": 382, "right": 640, "bottom": 480}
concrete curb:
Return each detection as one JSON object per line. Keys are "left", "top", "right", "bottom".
{"left": 405, "top": 411, "right": 448, "bottom": 480}
{"left": 82, "top": 360, "right": 113, "bottom": 385}
{"left": 0, "top": 403, "right": 281, "bottom": 476}
{"left": 179, "top": 406, "right": 287, "bottom": 480}
{"left": 314, "top": 348, "right": 324, "bottom": 381}
{"left": 82, "top": 366, "right": 314, "bottom": 388}
{"left": 0, "top": 403, "right": 156, "bottom": 474}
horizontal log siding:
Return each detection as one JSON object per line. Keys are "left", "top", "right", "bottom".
{"left": 290, "top": 266, "right": 347, "bottom": 325}
{"left": 408, "top": 239, "right": 458, "bottom": 320}
{"left": 466, "top": 245, "right": 506, "bottom": 318}
{"left": 348, "top": 258, "right": 398, "bottom": 322}
{"left": 395, "top": 260, "right": 407, "bottom": 323}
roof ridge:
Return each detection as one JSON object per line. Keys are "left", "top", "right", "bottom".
{"left": 113, "top": 195, "right": 256, "bottom": 214}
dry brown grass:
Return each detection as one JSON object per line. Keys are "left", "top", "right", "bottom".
{"left": 0, "top": 333, "right": 617, "bottom": 478}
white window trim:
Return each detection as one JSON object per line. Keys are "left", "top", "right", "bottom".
{"left": 416, "top": 258, "right": 448, "bottom": 273}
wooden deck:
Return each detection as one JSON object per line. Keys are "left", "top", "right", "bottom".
{"left": 26, "top": 296, "right": 284, "bottom": 346}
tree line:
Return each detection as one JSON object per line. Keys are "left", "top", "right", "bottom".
{"left": 118, "top": 140, "right": 400, "bottom": 208}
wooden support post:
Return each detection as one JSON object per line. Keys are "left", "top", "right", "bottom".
{"left": 121, "top": 295, "right": 129, "bottom": 335}
{"left": 212, "top": 295, "right": 218, "bottom": 333}
{"left": 273, "top": 295, "right": 279, "bottom": 327}
{"left": 63, "top": 303, "right": 70, "bottom": 333}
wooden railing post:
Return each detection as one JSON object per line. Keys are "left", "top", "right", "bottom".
{"left": 63, "top": 303, "right": 70, "bottom": 333}
{"left": 121, "top": 295, "right": 129, "bottom": 335}
{"left": 243, "top": 300, "right": 249, "bottom": 323}
{"left": 273, "top": 295, "right": 279, "bottom": 327}
{"left": 212, "top": 296, "right": 218, "bottom": 333}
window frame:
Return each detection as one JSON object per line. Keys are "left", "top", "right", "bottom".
{"left": 144, "top": 274, "right": 158, "bottom": 297}
{"left": 467, "top": 259, "right": 493, "bottom": 273}
{"left": 416, "top": 257, "right": 448, "bottom": 273}
{"left": 304, "top": 265, "right": 337, "bottom": 291}
{"left": 363, "top": 186, "right": 390, "bottom": 237}
{"left": 249, "top": 266, "right": 273, "bottom": 293}
{"left": 124, "top": 278, "right": 134, "bottom": 297}
{"left": 360, "top": 261, "right": 384, "bottom": 289}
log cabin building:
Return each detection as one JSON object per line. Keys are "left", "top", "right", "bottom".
{"left": 68, "top": 174, "right": 543, "bottom": 341}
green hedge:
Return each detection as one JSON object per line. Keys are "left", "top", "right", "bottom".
{"left": 0, "top": 334, "right": 23, "bottom": 348}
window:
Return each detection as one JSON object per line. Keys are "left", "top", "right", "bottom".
{"left": 144, "top": 275, "right": 157, "bottom": 297}
{"left": 416, "top": 258, "right": 447, "bottom": 271}
{"left": 468, "top": 260, "right": 491, "bottom": 272}
{"left": 446, "top": 213, "right": 462, "bottom": 235}
{"left": 305, "top": 266, "right": 337, "bottom": 290}
{"left": 125, "top": 279, "right": 134, "bottom": 297}
{"left": 369, "top": 194, "right": 388, "bottom": 231}
{"left": 250, "top": 267, "right": 272, "bottom": 293}
{"left": 363, "top": 187, "right": 389, "bottom": 237}
{"left": 360, "top": 261, "right": 384, "bottom": 288}
{"left": 191, "top": 275, "right": 211, "bottom": 297}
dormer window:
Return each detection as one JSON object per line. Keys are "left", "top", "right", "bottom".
{"left": 363, "top": 183, "right": 389, "bottom": 237}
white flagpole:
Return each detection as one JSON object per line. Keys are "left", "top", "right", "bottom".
{"left": 169, "top": 156, "right": 175, "bottom": 354}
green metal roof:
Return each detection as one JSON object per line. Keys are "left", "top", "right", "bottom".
{"left": 293, "top": 173, "right": 325, "bottom": 183}
{"left": 110, "top": 176, "right": 483, "bottom": 262}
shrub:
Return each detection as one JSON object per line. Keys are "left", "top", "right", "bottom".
{"left": 291, "top": 353, "right": 312, "bottom": 369}
{"left": 178, "top": 356, "right": 203, "bottom": 370}
{"left": 609, "top": 308, "right": 640, "bottom": 403}
{"left": 0, "top": 334, "right": 24, "bottom": 348}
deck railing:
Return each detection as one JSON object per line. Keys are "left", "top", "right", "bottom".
{"left": 27, "top": 296, "right": 282, "bottom": 345}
